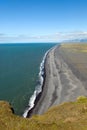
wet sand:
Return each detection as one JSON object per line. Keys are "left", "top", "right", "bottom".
{"left": 30, "top": 44, "right": 87, "bottom": 116}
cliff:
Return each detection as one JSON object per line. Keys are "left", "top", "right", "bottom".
{"left": 0, "top": 96, "right": 87, "bottom": 130}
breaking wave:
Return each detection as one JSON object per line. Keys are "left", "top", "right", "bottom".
{"left": 23, "top": 49, "right": 50, "bottom": 118}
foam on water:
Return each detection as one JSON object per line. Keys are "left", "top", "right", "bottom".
{"left": 23, "top": 49, "right": 50, "bottom": 118}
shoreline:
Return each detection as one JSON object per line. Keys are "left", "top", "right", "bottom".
{"left": 23, "top": 46, "right": 54, "bottom": 118}
{"left": 28, "top": 44, "right": 87, "bottom": 116}
{"left": 29, "top": 45, "right": 60, "bottom": 116}
{"left": 26, "top": 62, "right": 46, "bottom": 117}
{"left": 26, "top": 55, "right": 47, "bottom": 117}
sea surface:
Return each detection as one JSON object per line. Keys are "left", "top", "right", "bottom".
{"left": 0, "top": 43, "right": 56, "bottom": 115}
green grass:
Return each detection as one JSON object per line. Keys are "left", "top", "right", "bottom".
{"left": 0, "top": 96, "right": 87, "bottom": 130}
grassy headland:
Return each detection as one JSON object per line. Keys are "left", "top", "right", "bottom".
{"left": 0, "top": 96, "right": 87, "bottom": 130}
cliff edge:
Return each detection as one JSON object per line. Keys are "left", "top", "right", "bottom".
{"left": 0, "top": 96, "right": 87, "bottom": 130}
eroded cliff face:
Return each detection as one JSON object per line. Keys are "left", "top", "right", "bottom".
{"left": 0, "top": 96, "right": 87, "bottom": 130}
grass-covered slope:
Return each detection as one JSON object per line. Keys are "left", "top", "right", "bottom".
{"left": 0, "top": 96, "right": 87, "bottom": 130}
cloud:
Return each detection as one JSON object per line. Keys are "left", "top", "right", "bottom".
{"left": 0, "top": 33, "right": 5, "bottom": 36}
{"left": 0, "top": 31, "right": 87, "bottom": 43}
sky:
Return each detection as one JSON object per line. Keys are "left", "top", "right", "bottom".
{"left": 0, "top": 0, "right": 87, "bottom": 43}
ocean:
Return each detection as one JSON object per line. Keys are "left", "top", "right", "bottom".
{"left": 0, "top": 43, "right": 57, "bottom": 116}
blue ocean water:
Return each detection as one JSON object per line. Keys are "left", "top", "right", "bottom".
{"left": 0, "top": 43, "right": 56, "bottom": 115}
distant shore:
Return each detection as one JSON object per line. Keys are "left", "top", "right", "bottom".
{"left": 28, "top": 44, "right": 87, "bottom": 117}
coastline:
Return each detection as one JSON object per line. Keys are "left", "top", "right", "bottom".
{"left": 23, "top": 46, "right": 54, "bottom": 118}
{"left": 29, "top": 45, "right": 87, "bottom": 116}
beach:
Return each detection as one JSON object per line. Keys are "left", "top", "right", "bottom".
{"left": 0, "top": 43, "right": 56, "bottom": 116}
{"left": 29, "top": 44, "right": 87, "bottom": 116}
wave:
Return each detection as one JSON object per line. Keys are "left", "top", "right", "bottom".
{"left": 23, "top": 48, "right": 51, "bottom": 118}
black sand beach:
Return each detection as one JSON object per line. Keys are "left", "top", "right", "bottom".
{"left": 28, "top": 44, "right": 87, "bottom": 117}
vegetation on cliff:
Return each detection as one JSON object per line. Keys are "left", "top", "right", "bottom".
{"left": 0, "top": 96, "right": 87, "bottom": 130}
